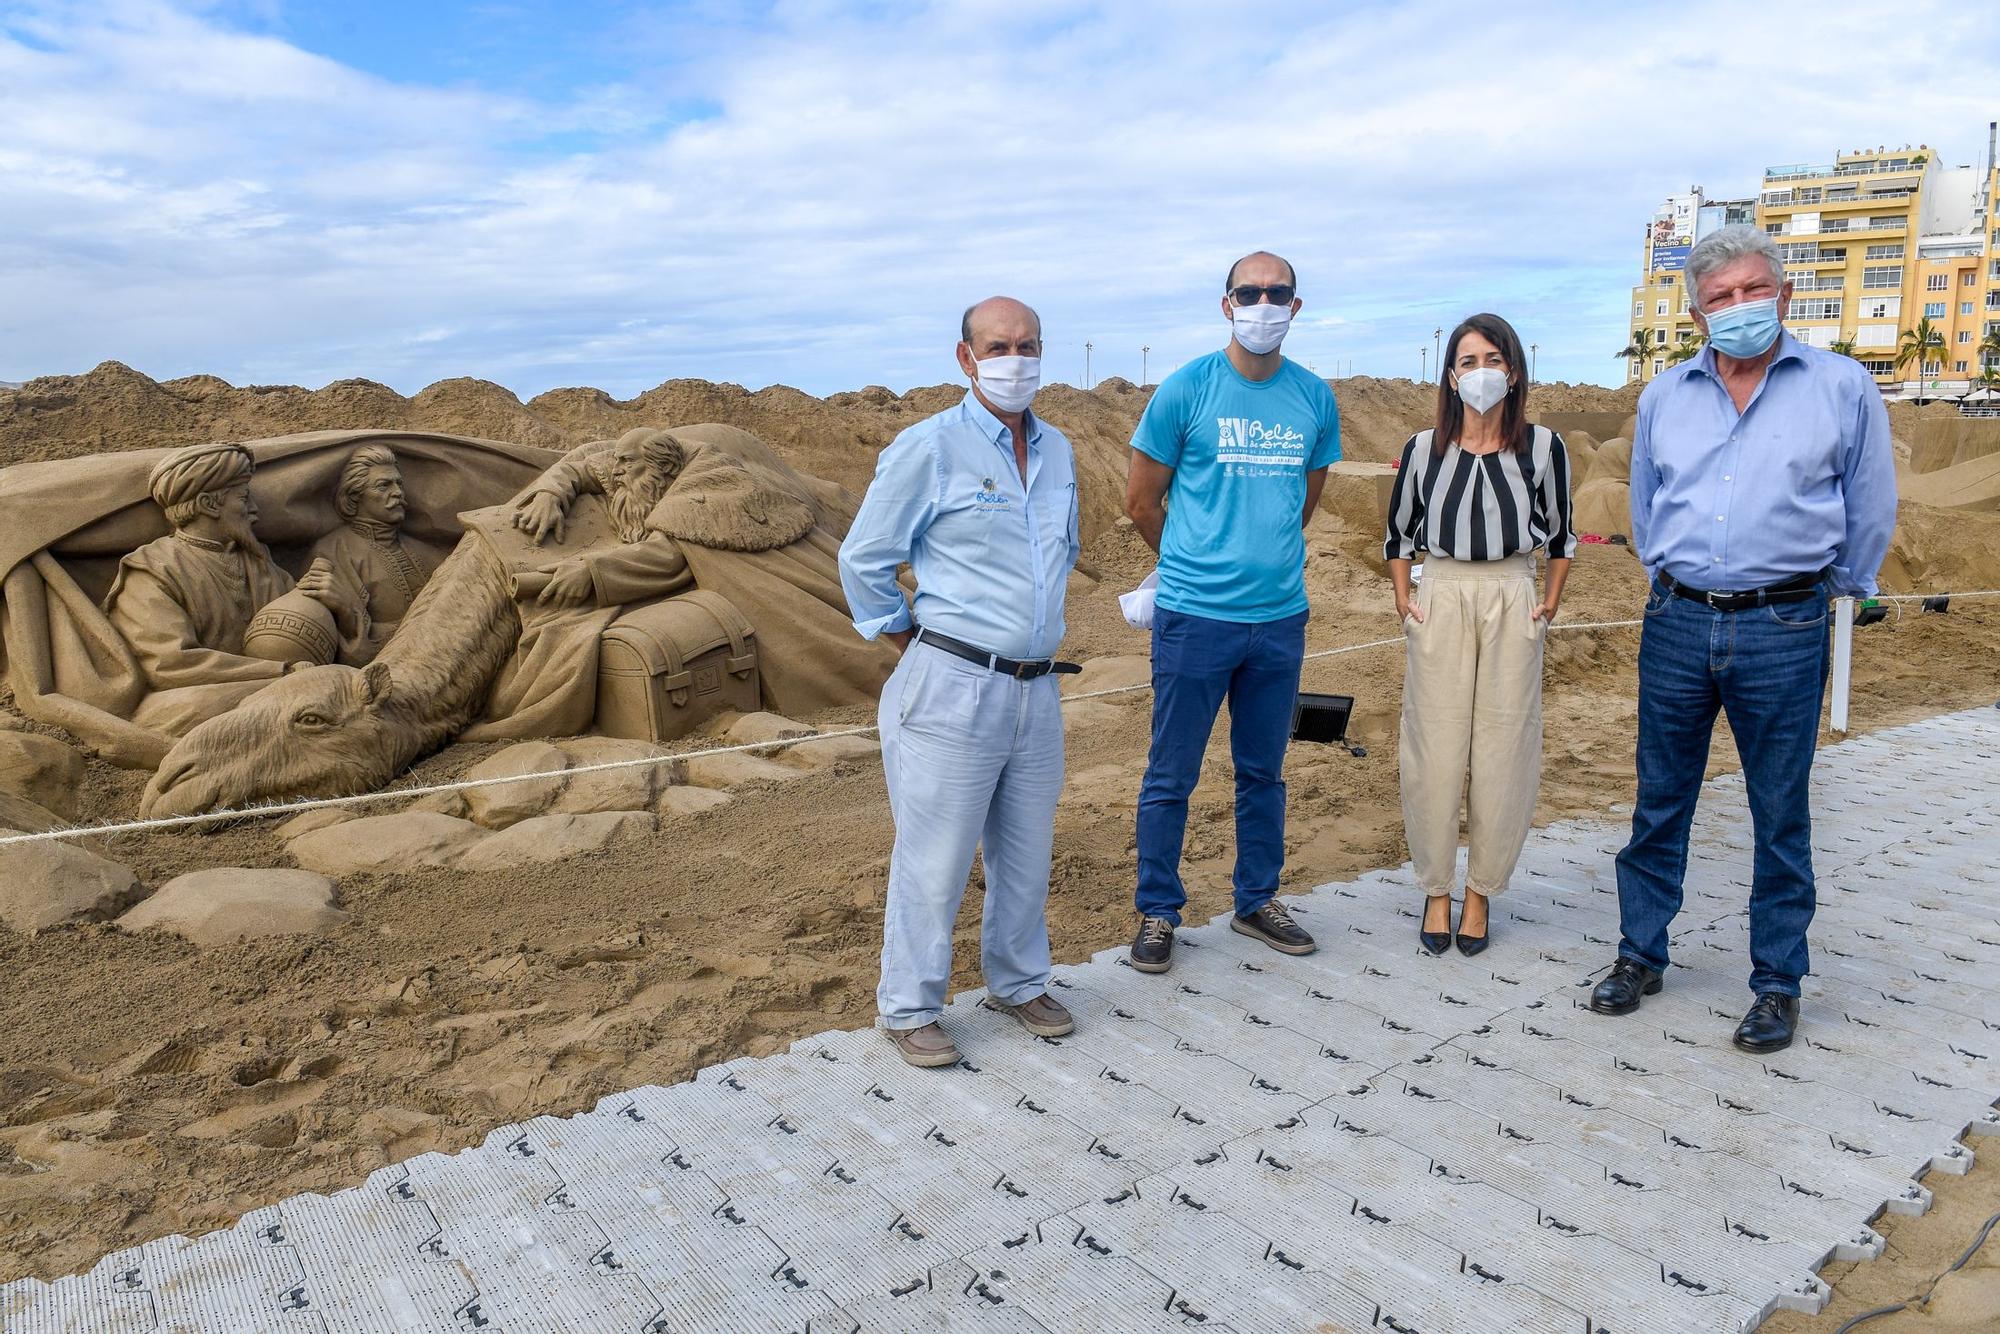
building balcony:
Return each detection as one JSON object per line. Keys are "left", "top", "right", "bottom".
{"left": 1764, "top": 164, "right": 1833, "bottom": 182}
{"left": 1816, "top": 194, "right": 1908, "bottom": 212}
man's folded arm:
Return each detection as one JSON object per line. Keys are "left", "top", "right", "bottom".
{"left": 839, "top": 433, "right": 938, "bottom": 639}
{"left": 1628, "top": 395, "right": 1660, "bottom": 576}
{"left": 1830, "top": 386, "right": 1898, "bottom": 598}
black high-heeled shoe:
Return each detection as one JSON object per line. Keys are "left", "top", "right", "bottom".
{"left": 1455, "top": 894, "right": 1489, "bottom": 957}
{"left": 1420, "top": 898, "right": 1451, "bottom": 955}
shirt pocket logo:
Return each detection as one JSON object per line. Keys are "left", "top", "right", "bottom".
{"left": 974, "top": 475, "right": 1011, "bottom": 510}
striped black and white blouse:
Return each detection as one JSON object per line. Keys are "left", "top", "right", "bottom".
{"left": 1382, "top": 425, "right": 1577, "bottom": 562}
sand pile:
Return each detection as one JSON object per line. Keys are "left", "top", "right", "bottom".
{"left": 1901, "top": 451, "right": 2000, "bottom": 512}
{"left": 0, "top": 364, "right": 1638, "bottom": 546}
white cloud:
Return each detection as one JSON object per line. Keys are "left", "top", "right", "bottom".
{"left": 2, "top": 0, "right": 1997, "bottom": 395}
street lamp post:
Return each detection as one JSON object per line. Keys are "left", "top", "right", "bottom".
{"left": 1084, "top": 341, "right": 1093, "bottom": 389}
{"left": 1433, "top": 326, "right": 1442, "bottom": 373}
{"left": 1420, "top": 347, "right": 1427, "bottom": 383}
{"left": 1141, "top": 345, "right": 1149, "bottom": 385}
{"left": 1530, "top": 343, "right": 1539, "bottom": 383}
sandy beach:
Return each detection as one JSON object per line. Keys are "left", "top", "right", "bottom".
{"left": 2, "top": 366, "right": 1997, "bottom": 1323}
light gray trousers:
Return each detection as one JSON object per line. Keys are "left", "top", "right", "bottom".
{"left": 876, "top": 641, "right": 1064, "bottom": 1029}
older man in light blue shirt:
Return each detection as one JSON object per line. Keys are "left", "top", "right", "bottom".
{"left": 839, "top": 295, "right": 1081, "bottom": 1068}
{"left": 1592, "top": 224, "right": 1897, "bottom": 1058}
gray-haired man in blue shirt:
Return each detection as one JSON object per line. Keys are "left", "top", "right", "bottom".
{"left": 839, "top": 296, "right": 1082, "bottom": 1068}
{"left": 1590, "top": 225, "right": 1897, "bottom": 1054}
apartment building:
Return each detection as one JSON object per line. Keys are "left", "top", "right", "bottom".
{"left": 1986, "top": 157, "right": 2000, "bottom": 377}
{"left": 1625, "top": 127, "right": 2000, "bottom": 394}
{"left": 1626, "top": 188, "right": 1753, "bottom": 382}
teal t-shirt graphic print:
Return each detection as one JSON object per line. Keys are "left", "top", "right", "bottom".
{"left": 1131, "top": 351, "right": 1341, "bottom": 623}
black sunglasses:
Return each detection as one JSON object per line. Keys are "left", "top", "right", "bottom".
{"left": 1229, "top": 283, "right": 1295, "bottom": 306}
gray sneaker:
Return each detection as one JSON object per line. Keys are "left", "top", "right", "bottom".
{"left": 1232, "top": 900, "right": 1316, "bottom": 955}
{"left": 885, "top": 1022, "right": 960, "bottom": 1068}
{"left": 1130, "top": 915, "right": 1176, "bottom": 973}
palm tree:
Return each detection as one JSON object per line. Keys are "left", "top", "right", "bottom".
{"left": 1616, "top": 330, "right": 1656, "bottom": 381}
{"left": 1895, "top": 318, "right": 1946, "bottom": 401}
{"left": 1970, "top": 365, "right": 2000, "bottom": 406}
{"left": 1828, "top": 337, "right": 1858, "bottom": 358}
{"left": 1666, "top": 334, "right": 1704, "bottom": 365}
{"left": 1978, "top": 326, "right": 2000, "bottom": 373}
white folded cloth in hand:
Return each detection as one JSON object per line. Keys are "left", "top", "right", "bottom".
{"left": 1119, "top": 570, "right": 1160, "bottom": 629}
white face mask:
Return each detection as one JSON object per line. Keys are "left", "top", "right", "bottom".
{"left": 1229, "top": 300, "right": 1292, "bottom": 355}
{"left": 1454, "top": 366, "right": 1509, "bottom": 414}
{"left": 971, "top": 355, "right": 1040, "bottom": 413}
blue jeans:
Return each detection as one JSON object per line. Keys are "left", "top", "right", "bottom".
{"left": 1136, "top": 607, "right": 1307, "bottom": 924}
{"left": 877, "top": 642, "right": 1064, "bottom": 1029}
{"left": 1614, "top": 578, "right": 1831, "bottom": 998}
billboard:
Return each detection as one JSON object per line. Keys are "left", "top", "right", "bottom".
{"left": 1652, "top": 195, "right": 1695, "bottom": 272}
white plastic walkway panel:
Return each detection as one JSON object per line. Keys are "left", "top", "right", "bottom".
{"left": 6, "top": 707, "right": 1998, "bottom": 1333}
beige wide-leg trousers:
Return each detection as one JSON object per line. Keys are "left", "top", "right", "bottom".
{"left": 1398, "top": 553, "right": 1545, "bottom": 898}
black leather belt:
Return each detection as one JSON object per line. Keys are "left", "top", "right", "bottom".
{"left": 1659, "top": 568, "right": 1827, "bottom": 612}
{"left": 913, "top": 627, "right": 1081, "bottom": 679}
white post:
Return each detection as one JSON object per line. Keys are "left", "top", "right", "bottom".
{"left": 1830, "top": 596, "right": 1855, "bottom": 733}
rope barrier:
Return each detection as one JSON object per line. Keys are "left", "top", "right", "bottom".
{"left": 1877, "top": 589, "right": 2000, "bottom": 602}
{"left": 0, "top": 599, "right": 1978, "bottom": 849}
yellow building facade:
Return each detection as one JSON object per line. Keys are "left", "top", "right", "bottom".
{"left": 1985, "top": 160, "right": 2000, "bottom": 382}
{"left": 1756, "top": 148, "right": 1934, "bottom": 383}
{"left": 1626, "top": 132, "right": 2000, "bottom": 396}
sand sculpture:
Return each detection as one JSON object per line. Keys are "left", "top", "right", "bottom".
{"left": 1, "top": 430, "right": 558, "bottom": 768}
{"left": 138, "top": 424, "right": 897, "bottom": 817}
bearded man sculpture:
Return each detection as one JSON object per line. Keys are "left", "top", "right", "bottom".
{"left": 308, "top": 444, "right": 446, "bottom": 663}
{"left": 509, "top": 426, "right": 695, "bottom": 610}
{"left": 103, "top": 442, "right": 363, "bottom": 735}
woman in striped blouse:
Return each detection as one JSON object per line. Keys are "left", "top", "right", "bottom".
{"left": 1382, "top": 313, "right": 1576, "bottom": 956}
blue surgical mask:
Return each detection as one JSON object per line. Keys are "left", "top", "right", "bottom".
{"left": 1702, "top": 297, "right": 1781, "bottom": 359}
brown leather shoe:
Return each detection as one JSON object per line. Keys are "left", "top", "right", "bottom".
{"left": 986, "top": 992, "right": 1075, "bottom": 1037}
{"left": 885, "top": 1022, "right": 960, "bottom": 1068}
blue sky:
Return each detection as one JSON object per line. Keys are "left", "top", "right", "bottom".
{"left": 3, "top": 0, "right": 1998, "bottom": 397}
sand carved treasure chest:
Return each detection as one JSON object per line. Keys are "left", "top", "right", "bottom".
{"left": 596, "top": 590, "right": 760, "bottom": 741}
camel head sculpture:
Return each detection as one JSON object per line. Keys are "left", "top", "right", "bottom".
{"left": 142, "top": 661, "right": 404, "bottom": 818}
{"left": 137, "top": 531, "right": 529, "bottom": 818}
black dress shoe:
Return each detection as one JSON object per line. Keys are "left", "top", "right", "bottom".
{"left": 1232, "top": 901, "right": 1316, "bottom": 955}
{"left": 1733, "top": 993, "right": 1799, "bottom": 1053}
{"left": 1420, "top": 899, "right": 1451, "bottom": 955}
{"left": 1130, "top": 915, "right": 1175, "bottom": 974}
{"left": 1589, "top": 957, "right": 1663, "bottom": 1015}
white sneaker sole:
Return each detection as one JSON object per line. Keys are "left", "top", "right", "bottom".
{"left": 886, "top": 1029, "right": 961, "bottom": 1067}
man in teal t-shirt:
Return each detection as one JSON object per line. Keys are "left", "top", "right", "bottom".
{"left": 1124, "top": 249, "right": 1341, "bottom": 974}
